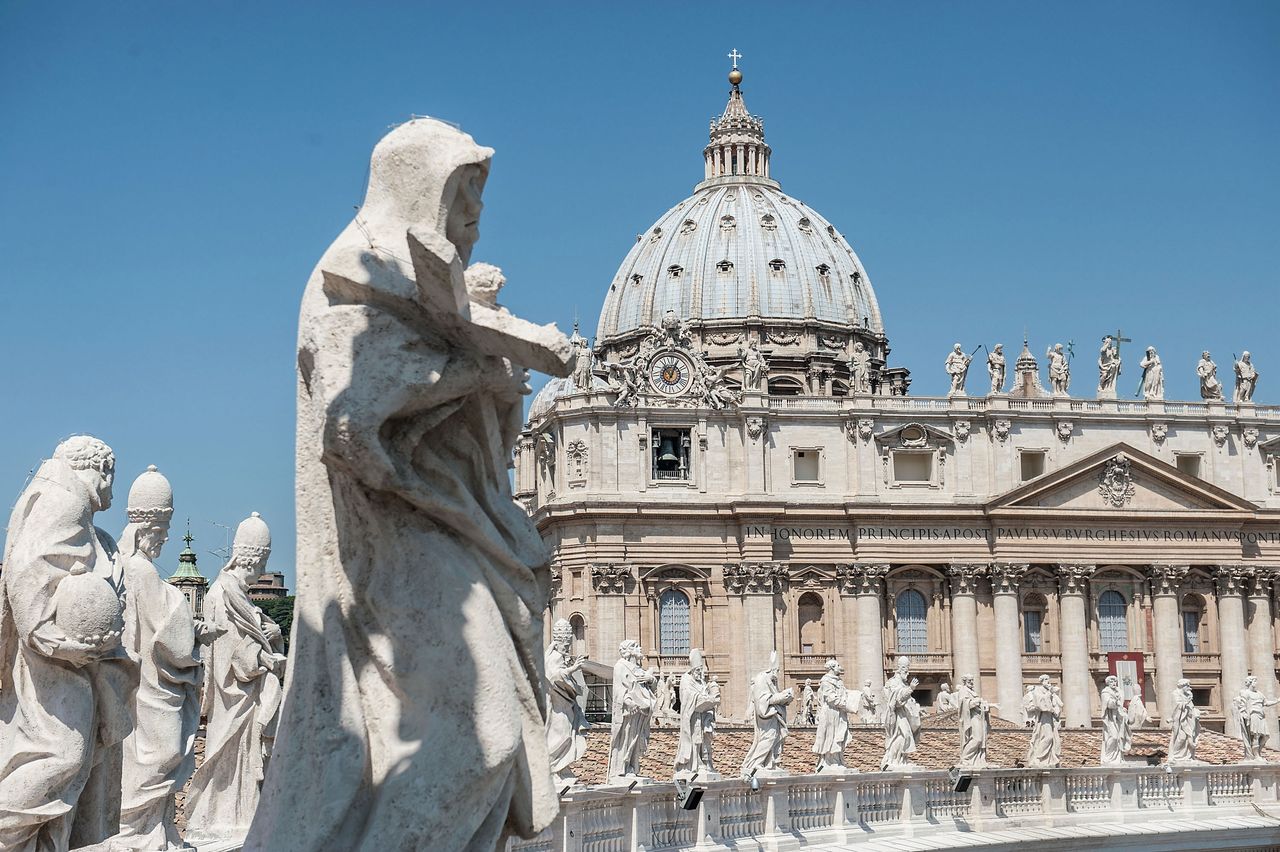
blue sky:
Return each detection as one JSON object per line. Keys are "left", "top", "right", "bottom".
{"left": 2, "top": 2, "right": 1277, "bottom": 588}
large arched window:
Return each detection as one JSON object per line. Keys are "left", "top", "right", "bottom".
{"left": 895, "top": 589, "right": 928, "bottom": 654}
{"left": 1098, "top": 590, "right": 1128, "bottom": 652}
{"left": 1181, "top": 594, "right": 1204, "bottom": 653}
{"left": 798, "top": 592, "right": 824, "bottom": 654}
{"left": 1023, "top": 592, "right": 1047, "bottom": 654}
{"left": 658, "top": 589, "right": 690, "bottom": 655}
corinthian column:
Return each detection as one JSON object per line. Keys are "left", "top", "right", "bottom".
{"left": 948, "top": 564, "right": 986, "bottom": 685}
{"left": 1057, "top": 564, "right": 1094, "bottom": 727}
{"left": 1245, "top": 568, "right": 1279, "bottom": 742}
{"left": 1216, "top": 565, "right": 1249, "bottom": 737}
{"left": 591, "top": 563, "right": 634, "bottom": 667}
{"left": 991, "top": 563, "right": 1028, "bottom": 724}
{"left": 840, "top": 563, "right": 888, "bottom": 693}
{"left": 723, "top": 562, "right": 786, "bottom": 701}
{"left": 1150, "top": 565, "right": 1188, "bottom": 723}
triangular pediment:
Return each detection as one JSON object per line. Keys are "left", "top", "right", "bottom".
{"left": 987, "top": 443, "right": 1256, "bottom": 515}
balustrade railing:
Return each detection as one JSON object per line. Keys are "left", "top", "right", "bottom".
{"left": 511, "top": 763, "right": 1280, "bottom": 852}
{"left": 883, "top": 651, "right": 951, "bottom": 670}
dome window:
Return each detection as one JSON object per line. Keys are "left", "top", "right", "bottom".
{"left": 851, "top": 270, "right": 863, "bottom": 284}
{"left": 667, "top": 265, "right": 683, "bottom": 278}
{"left": 760, "top": 214, "right": 777, "bottom": 232}
{"left": 827, "top": 224, "right": 838, "bottom": 239}
{"left": 649, "top": 227, "right": 663, "bottom": 243}
{"left": 815, "top": 263, "right": 831, "bottom": 280}
{"left": 716, "top": 260, "right": 734, "bottom": 273}
{"left": 720, "top": 215, "right": 736, "bottom": 231}
{"left": 679, "top": 219, "right": 697, "bottom": 235}
{"left": 798, "top": 217, "right": 813, "bottom": 235}
{"left": 768, "top": 258, "right": 786, "bottom": 272}
{"left": 630, "top": 273, "right": 643, "bottom": 286}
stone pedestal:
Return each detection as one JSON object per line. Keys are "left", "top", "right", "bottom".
{"left": 1058, "top": 565, "right": 1093, "bottom": 727}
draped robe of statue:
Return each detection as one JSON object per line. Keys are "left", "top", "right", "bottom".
{"left": 1099, "top": 683, "right": 1130, "bottom": 765}
{"left": 956, "top": 684, "right": 990, "bottom": 769}
{"left": 1140, "top": 352, "right": 1164, "bottom": 399}
{"left": 608, "top": 654, "right": 655, "bottom": 779}
{"left": 812, "top": 670, "right": 852, "bottom": 770}
{"left": 246, "top": 119, "right": 569, "bottom": 851}
{"left": 879, "top": 673, "right": 920, "bottom": 770}
{"left": 114, "top": 525, "right": 203, "bottom": 850}
{"left": 1168, "top": 687, "right": 1200, "bottom": 763}
{"left": 674, "top": 670, "right": 719, "bottom": 776}
{"left": 0, "top": 458, "right": 134, "bottom": 852}
{"left": 740, "top": 671, "right": 790, "bottom": 776}
{"left": 185, "top": 567, "right": 284, "bottom": 842}
{"left": 1025, "top": 684, "right": 1062, "bottom": 767}
{"left": 544, "top": 644, "right": 588, "bottom": 781}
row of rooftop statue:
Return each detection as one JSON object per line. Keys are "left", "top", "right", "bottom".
{"left": 547, "top": 628, "right": 1280, "bottom": 787}
{"left": 945, "top": 338, "right": 1261, "bottom": 401}
{"left": 0, "top": 436, "right": 285, "bottom": 852}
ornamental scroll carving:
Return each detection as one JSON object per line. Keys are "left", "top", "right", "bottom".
{"left": 993, "top": 419, "right": 1011, "bottom": 443}
{"left": 1212, "top": 425, "right": 1230, "bottom": 447}
{"left": 566, "top": 439, "right": 588, "bottom": 485}
{"left": 835, "top": 563, "right": 888, "bottom": 595}
{"left": 1243, "top": 427, "right": 1259, "bottom": 449}
{"left": 1150, "top": 423, "right": 1168, "bottom": 445}
{"left": 953, "top": 420, "right": 971, "bottom": 443}
{"left": 590, "top": 563, "right": 634, "bottom": 595}
{"left": 745, "top": 416, "right": 768, "bottom": 442}
{"left": 723, "top": 562, "right": 787, "bottom": 595}
{"left": 1098, "top": 453, "right": 1137, "bottom": 508}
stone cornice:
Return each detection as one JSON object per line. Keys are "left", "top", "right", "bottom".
{"left": 947, "top": 563, "right": 988, "bottom": 596}
{"left": 1057, "top": 564, "right": 1095, "bottom": 596}
{"left": 723, "top": 561, "right": 787, "bottom": 595}
{"left": 835, "top": 562, "right": 888, "bottom": 596}
{"left": 989, "top": 563, "right": 1028, "bottom": 595}
{"left": 1149, "top": 564, "right": 1190, "bottom": 597}
{"left": 590, "top": 563, "right": 634, "bottom": 595}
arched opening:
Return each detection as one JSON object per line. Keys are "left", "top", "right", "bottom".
{"left": 569, "top": 613, "right": 587, "bottom": 657}
{"left": 658, "top": 588, "right": 691, "bottom": 656}
{"left": 1098, "top": 590, "right": 1129, "bottom": 652}
{"left": 895, "top": 589, "right": 928, "bottom": 654}
{"left": 768, "top": 377, "right": 805, "bottom": 396}
{"left": 797, "top": 592, "right": 824, "bottom": 654}
{"left": 1023, "top": 592, "right": 1047, "bottom": 654}
{"left": 1181, "top": 593, "right": 1205, "bottom": 653}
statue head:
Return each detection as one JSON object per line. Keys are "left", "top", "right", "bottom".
{"left": 993, "top": 343, "right": 1003, "bottom": 353}
{"left": 896, "top": 656, "right": 910, "bottom": 677}
{"left": 1146, "top": 345, "right": 1157, "bottom": 355}
{"left": 953, "top": 343, "right": 963, "bottom": 353}
{"left": 231, "top": 512, "right": 272, "bottom": 575}
{"left": 1054, "top": 343, "right": 1063, "bottom": 353}
{"left": 1103, "top": 335, "right": 1112, "bottom": 344}
{"left": 54, "top": 435, "right": 115, "bottom": 511}
{"left": 854, "top": 342, "right": 864, "bottom": 353}
{"left": 1242, "top": 351, "right": 1252, "bottom": 362}
{"left": 689, "top": 647, "right": 706, "bottom": 678}
{"left": 825, "top": 658, "right": 842, "bottom": 676}
{"left": 1177, "top": 678, "right": 1192, "bottom": 694}
{"left": 1105, "top": 674, "right": 1118, "bottom": 688}
{"left": 1246, "top": 675, "right": 1259, "bottom": 690}
{"left": 1039, "top": 674, "right": 1051, "bottom": 688}
{"left": 125, "top": 465, "right": 174, "bottom": 560}
{"left": 1202, "top": 350, "right": 1212, "bottom": 360}
{"left": 962, "top": 674, "right": 975, "bottom": 688}
{"left": 619, "top": 639, "right": 642, "bottom": 662}
{"left": 804, "top": 677, "right": 811, "bottom": 687}
{"left": 940, "top": 681, "right": 950, "bottom": 693}
{"left": 551, "top": 618, "right": 573, "bottom": 652}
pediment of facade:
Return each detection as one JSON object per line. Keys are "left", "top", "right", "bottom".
{"left": 987, "top": 442, "right": 1256, "bottom": 515}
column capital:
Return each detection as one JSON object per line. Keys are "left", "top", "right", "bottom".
{"left": 1057, "top": 563, "right": 1094, "bottom": 596}
{"left": 1149, "top": 564, "right": 1190, "bottom": 597}
{"left": 590, "top": 562, "right": 634, "bottom": 595}
{"left": 836, "top": 562, "right": 888, "bottom": 596}
{"left": 1215, "top": 564, "right": 1252, "bottom": 596}
{"left": 723, "top": 561, "right": 787, "bottom": 595}
{"left": 990, "top": 563, "right": 1029, "bottom": 595}
{"left": 549, "top": 565, "right": 564, "bottom": 598}
{"left": 947, "top": 563, "right": 988, "bottom": 596}
{"left": 1244, "top": 566, "right": 1277, "bottom": 599}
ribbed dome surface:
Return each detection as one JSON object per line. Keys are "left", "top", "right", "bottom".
{"left": 596, "top": 178, "right": 883, "bottom": 341}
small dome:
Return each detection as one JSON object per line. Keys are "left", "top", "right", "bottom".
{"left": 529, "top": 374, "right": 610, "bottom": 422}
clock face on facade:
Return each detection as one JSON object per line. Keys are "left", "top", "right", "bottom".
{"left": 649, "top": 352, "right": 694, "bottom": 396}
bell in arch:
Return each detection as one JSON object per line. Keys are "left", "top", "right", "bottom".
{"left": 657, "top": 435, "right": 680, "bottom": 466}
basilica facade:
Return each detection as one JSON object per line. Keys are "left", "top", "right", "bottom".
{"left": 516, "top": 67, "right": 1280, "bottom": 740}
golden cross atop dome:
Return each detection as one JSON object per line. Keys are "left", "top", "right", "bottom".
{"left": 728, "top": 48, "right": 742, "bottom": 69}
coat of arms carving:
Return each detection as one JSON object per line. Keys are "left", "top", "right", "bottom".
{"left": 1098, "top": 453, "right": 1137, "bottom": 508}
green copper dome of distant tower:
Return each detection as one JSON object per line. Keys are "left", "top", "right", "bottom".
{"left": 167, "top": 522, "right": 209, "bottom": 616}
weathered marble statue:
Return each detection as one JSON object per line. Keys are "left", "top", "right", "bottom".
{"left": 1126, "top": 676, "right": 1150, "bottom": 730}
{"left": 956, "top": 675, "right": 994, "bottom": 769}
{"left": 605, "top": 358, "right": 642, "bottom": 406}
{"left": 1097, "top": 336, "right": 1120, "bottom": 398}
{"left": 608, "top": 640, "right": 656, "bottom": 781}
{"left": 1198, "top": 351, "right": 1225, "bottom": 401}
{"left": 1139, "top": 346, "right": 1164, "bottom": 400}
{"left": 1100, "top": 675, "right": 1133, "bottom": 765}
{"left": 987, "top": 343, "right": 1006, "bottom": 394}
{"left": 801, "top": 678, "right": 817, "bottom": 725}
{"left": 651, "top": 673, "right": 673, "bottom": 726}
{"left": 1168, "top": 679, "right": 1201, "bottom": 764}
{"left": 186, "top": 512, "right": 285, "bottom": 846}
{"left": 1235, "top": 351, "right": 1259, "bottom": 403}
{"left": 545, "top": 619, "right": 589, "bottom": 785}
{"left": 246, "top": 119, "right": 571, "bottom": 852}
{"left": 879, "top": 656, "right": 922, "bottom": 770}
{"left": 945, "top": 343, "right": 971, "bottom": 395}
{"left": 739, "top": 653, "right": 794, "bottom": 777}
{"left": 1233, "top": 675, "right": 1279, "bottom": 761}
{"left": 675, "top": 649, "right": 721, "bottom": 779}
{"left": 1047, "top": 343, "right": 1070, "bottom": 395}
{"left": 112, "top": 467, "right": 208, "bottom": 851}
{"left": 740, "top": 341, "right": 768, "bottom": 391}
{"left": 858, "top": 679, "right": 879, "bottom": 724}
{"left": 847, "top": 342, "right": 871, "bottom": 394}
{"left": 935, "top": 682, "right": 956, "bottom": 712}
{"left": 0, "top": 436, "right": 134, "bottom": 852}
{"left": 812, "top": 659, "right": 854, "bottom": 773}
{"left": 570, "top": 327, "right": 595, "bottom": 390}
{"left": 1024, "top": 675, "right": 1062, "bottom": 768}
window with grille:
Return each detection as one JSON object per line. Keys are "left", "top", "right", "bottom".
{"left": 1098, "top": 590, "right": 1128, "bottom": 652}
{"left": 895, "top": 589, "right": 927, "bottom": 654}
{"left": 1182, "top": 608, "right": 1201, "bottom": 653}
{"left": 658, "top": 589, "right": 690, "bottom": 655}
{"left": 1024, "top": 609, "right": 1043, "bottom": 653}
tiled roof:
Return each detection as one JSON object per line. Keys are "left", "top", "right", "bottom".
{"left": 567, "top": 719, "right": 1277, "bottom": 786}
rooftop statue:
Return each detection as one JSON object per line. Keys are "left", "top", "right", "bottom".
{"left": 544, "top": 619, "right": 589, "bottom": 786}
{"left": 1100, "top": 674, "right": 1133, "bottom": 765}
{"left": 1168, "top": 679, "right": 1202, "bottom": 764}
{"left": 987, "top": 343, "right": 1006, "bottom": 394}
{"left": 246, "top": 118, "right": 572, "bottom": 852}
{"left": 1234, "top": 351, "right": 1259, "bottom": 403}
{"left": 956, "top": 674, "right": 996, "bottom": 769}
{"left": 740, "top": 340, "right": 769, "bottom": 391}
{"left": 944, "top": 343, "right": 972, "bottom": 396}
{"left": 1198, "top": 351, "right": 1225, "bottom": 401}
{"left": 847, "top": 341, "right": 871, "bottom": 394}
{"left": 740, "top": 652, "right": 794, "bottom": 778}
{"left": 185, "top": 512, "right": 285, "bottom": 848}
{"left": 0, "top": 436, "right": 133, "bottom": 852}
{"left": 1097, "top": 336, "right": 1121, "bottom": 399}
{"left": 1046, "top": 343, "right": 1071, "bottom": 396}
{"left": 1024, "top": 675, "right": 1063, "bottom": 768}
{"left": 812, "top": 658, "right": 855, "bottom": 773}
{"left": 675, "top": 649, "right": 721, "bottom": 779}
{"left": 609, "top": 639, "right": 657, "bottom": 781}
{"left": 1233, "top": 675, "right": 1279, "bottom": 762}
{"left": 1139, "top": 346, "right": 1164, "bottom": 400}
{"left": 879, "top": 656, "right": 922, "bottom": 770}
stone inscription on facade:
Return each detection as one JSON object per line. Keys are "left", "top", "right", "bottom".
{"left": 855, "top": 525, "right": 1280, "bottom": 545}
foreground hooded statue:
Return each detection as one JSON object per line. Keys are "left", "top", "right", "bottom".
{"left": 247, "top": 118, "right": 571, "bottom": 851}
